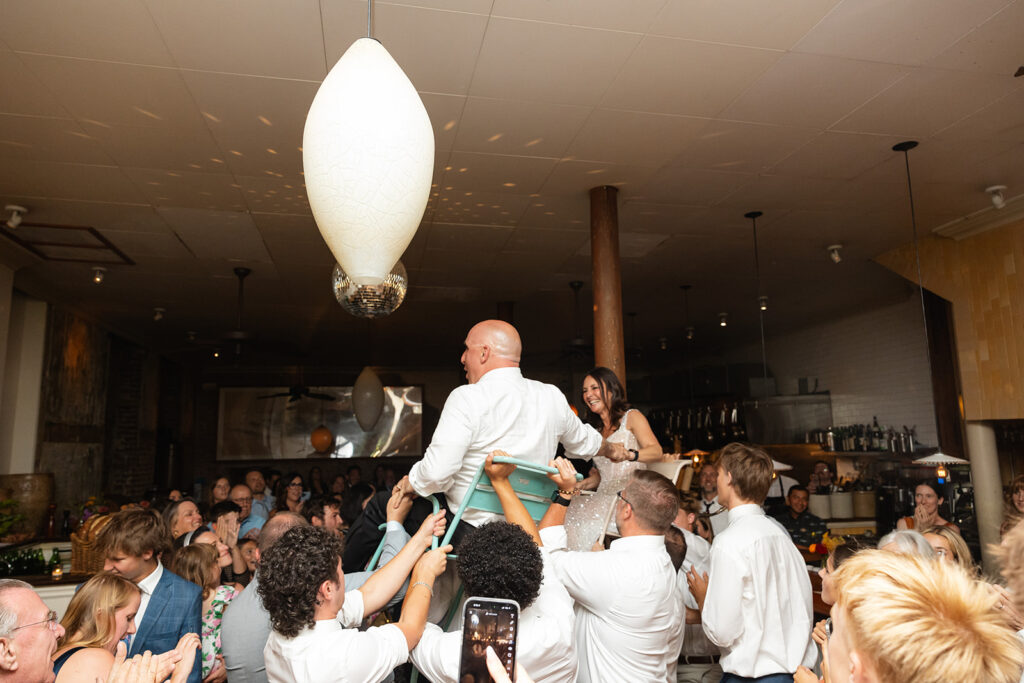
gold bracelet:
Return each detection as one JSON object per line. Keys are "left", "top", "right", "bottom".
{"left": 410, "top": 581, "right": 433, "bottom": 597}
{"left": 558, "top": 488, "right": 576, "bottom": 497}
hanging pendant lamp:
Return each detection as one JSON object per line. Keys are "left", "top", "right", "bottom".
{"left": 353, "top": 366, "right": 385, "bottom": 432}
{"left": 304, "top": 1, "right": 434, "bottom": 286}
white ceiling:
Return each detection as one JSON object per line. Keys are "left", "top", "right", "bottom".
{"left": 1, "top": 0, "right": 1022, "bottom": 368}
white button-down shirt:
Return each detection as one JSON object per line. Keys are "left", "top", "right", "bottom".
{"left": 409, "top": 367, "right": 603, "bottom": 528}
{"left": 677, "top": 529, "right": 718, "bottom": 658}
{"left": 264, "top": 591, "right": 406, "bottom": 683}
{"left": 541, "top": 525, "right": 681, "bottom": 683}
{"left": 130, "top": 561, "right": 163, "bottom": 649}
{"left": 701, "top": 504, "right": 816, "bottom": 677}
{"left": 410, "top": 547, "right": 577, "bottom": 683}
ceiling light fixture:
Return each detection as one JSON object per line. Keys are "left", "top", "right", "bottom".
{"left": 759, "top": 295, "right": 768, "bottom": 311}
{"left": 719, "top": 312, "right": 728, "bottom": 327}
{"left": 828, "top": 244, "right": 843, "bottom": 264}
{"left": 332, "top": 260, "right": 407, "bottom": 318}
{"left": 4, "top": 205, "right": 27, "bottom": 229}
{"left": 153, "top": 307, "right": 165, "bottom": 322}
{"left": 304, "top": 0, "right": 433, "bottom": 286}
{"left": 685, "top": 326, "right": 695, "bottom": 341}
{"left": 986, "top": 185, "right": 1007, "bottom": 209}
{"left": 92, "top": 266, "right": 106, "bottom": 284}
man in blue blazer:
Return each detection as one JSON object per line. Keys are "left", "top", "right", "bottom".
{"left": 97, "top": 508, "right": 203, "bottom": 683}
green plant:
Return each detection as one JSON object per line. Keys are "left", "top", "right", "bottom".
{"left": 0, "top": 500, "right": 24, "bottom": 538}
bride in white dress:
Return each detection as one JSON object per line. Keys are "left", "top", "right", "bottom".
{"left": 565, "top": 367, "right": 669, "bottom": 551}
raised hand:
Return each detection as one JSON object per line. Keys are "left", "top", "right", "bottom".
{"left": 412, "top": 544, "right": 452, "bottom": 581}
{"left": 484, "top": 451, "right": 517, "bottom": 482}
{"left": 546, "top": 457, "right": 578, "bottom": 492}
{"left": 414, "top": 510, "right": 447, "bottom": 545}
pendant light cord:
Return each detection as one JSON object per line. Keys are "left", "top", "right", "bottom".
{"left": 899, "top": 149, "right": 932, "bottom": 358}
{"left": 367, "top": 0, "right": 373, "bottom": 38}
{"left": 750, "top": 214, "right": 768, "bottom": 381}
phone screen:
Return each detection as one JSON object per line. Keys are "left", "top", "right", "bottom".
{"left": 458, "top": 597, "right": 519, "bottom": 683}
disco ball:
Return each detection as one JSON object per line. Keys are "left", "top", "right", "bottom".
{"left": 332, "top": 260, "right": 407, "bottom": 319}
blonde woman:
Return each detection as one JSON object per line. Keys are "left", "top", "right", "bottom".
{"left": 52, "top": 573, "right": 199, "bottom": 683}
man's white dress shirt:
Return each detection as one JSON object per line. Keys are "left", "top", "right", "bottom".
{"left": 410, "top": 548, "right": 577, "bottom": 683}
{"left": 408, "top": 367, "right": 603, "bottom": 528}
{"left": 700, "top": 495, "right": 729, "bottom": 536}
{"left": 264, "top": 591, "right": 406, "bottom": 683}
{"left": 130, "top": 561, "right": 164, "bottom": 649}
{"left": 701, "top": 504, "right": 816, "bottom": 678}
{"left": 677, "top": 529, "right": 718, "bottom": 657}
{"left": 541, "top": 525, "right": 680, "bottom": 683}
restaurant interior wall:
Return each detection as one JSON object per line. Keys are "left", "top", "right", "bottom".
{"left": 686, "top": 294, "right": 939, "bottom": 450}
{"left": 0, "top": 291, "right": 46, "bottom": 476}
{"left": 877, "top": 218, "right": 1024, "bottom": 422}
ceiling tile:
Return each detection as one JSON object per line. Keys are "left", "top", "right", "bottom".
{"left": 932, "top": 88, "right": 1024, "bottom": 145}
{"left": 0, "top": 116, "right": 112, "bottom": 165}
{"left": 157, "top": 207, "right": 272, "bottom": 263}
{"left": 236, "top": 174, "right": 310, "bottom": 215}
{"left": 505, "top": 228, "right": 588, "bottom": 253}
{"left": 124, "top": 167, "right": 247, "bottom": 210}
{"left": 0, "top": 160, "right": 146, "bottom": 204}
{"left": 635, "top": 167, "right": 754, "bottom": 206}
{"left": 452, "top": 97, "right": 590, "bottom": 158}
{"left": 0, "top": 52, "right": 71, "bottom": 118}
{"left": 422, "top": 93, "right": 467, "bottom": 155}
{"left": 769, "top": 132, "right": 907, "bottom": 180}
{"left": 600, "top": 36, "right": 782, "bottom": 117}
{"left": 539, "top": 160, "right": 657, "bottom": 198}
{"left": 652, "top": 0, "right": 840, "bottom": 50}
{"left": 0, "top": 0, "right": 174, "bottom": 66}
{"left": 567, "top": 109, "right": 709, "bottom": 167}
{"left": 83, "top": 122, "right": 228, "bottom": 173}
{"left": 928, "top": 1, "right": 1024, "bottom": 75}
{"left": 251, "top": 212, "right": 320, "bottom": 241}
{"left": 831, "top": 67, "right": 1021, "bottom": 138}
{"left": 20, "top": 55, "right": 207, "bottom": 130}
{"left": 720, "top": 53, "right": 908, "bottom": 129}
{"left": 143, "top": 0, "right": 327, "bottom": 80}
{"left": 436, "top": 151, "right": 558, "bottom": 196}
{"left": 667, "top": 120, "right": 819, "bottom": 174}
{"left": 793, "top": 0, "right": 1011, "bottom": 66}
{"left": 517, "top": 195, "right": 591, "bottom": 230}
{"left": 378, "top": 0, "right": 493, "bottom": 11}
{"left": 324, "top": 3, "right": 489, "bottom": 96}
{"left": 423, "top": 223, "right": 513, "bottom": 252}
{"left": 102, "top": 230, "right": 194, "bottom": 260}
{"left": 469, "top": 18, "right": 642, "bottom": 106}
{"left": 427, "top": 189, "right": 530, "bottom": 227}
{"left": 492, "top": 0, "right": 665, "bottom": 33}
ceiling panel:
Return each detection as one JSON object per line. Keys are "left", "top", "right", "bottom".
{"left": 768, "top": 132, "right": 907, "bottom": 180}
{"left": 469, "top": 18, "right": 642, "bottom": 106}
{"left": 0, "top": 160, "right": 146, "bottom": 204}
{"left": 566, "top": 109, "right": 708, "bottom": 167}
{"left": 84, "top": 122, "right": 227, "bottom": 173}
{"left": 666, "top": 120, "right": 819, "bottom": 175}
{"left": 600, "top": 36, "right": 781, "bottom": 118}
{"left": 124, "top": 167, "right": 247, "bottom": 210}
{"left": 928, "top": 1, "right": 1024, "bottom": 75}
{"left": 422, "top": 93, "right": 468, "bottom": 155}
{"left": 793, "top": 0, "right": 1011, "bottom": 66}
{"left": 539, "top": 161, "right": 657, "bottom": 198}
{"left": 832, "top": 67, "right": 1021, "bottom": 138}
{"left": 143, "top": 0, "right": 327, "bottom": 80}
{"left": 452, "top": 97, "right": 590, "bottom": 158}
{"left": 156, "top": 208, "right": 273, "bottom": 264}
{"left": 0, "top": 115, "right": 112, "bottom": 165}
{"left": 20, "top": 55, "right": 207, "bottom": 131}
{"left": 491, "top": 0, "right": 666, "bottom": 33}
{"left": 0, "top": 0, "right": 174, "bottom": 66}
{"left": 437, "top": 151, "right": 559, "bottom": 197}
{"left": 651, "top": 0, "right": 841, "bottom": 50}
{"left": 636, "top": 167, "right": 754, "bottom": 206}
{"left": 721, "top": 53, "right": 908, "bottom": 129}
{"left": 0, "top": 52, "right": 71, "bottom": 118}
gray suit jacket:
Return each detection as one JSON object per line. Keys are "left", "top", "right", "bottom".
{"left": 221, "top": 526, "right": 409, "bottom": 683}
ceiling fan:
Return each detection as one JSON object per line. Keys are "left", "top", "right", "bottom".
{"left": 257, "top": 385, "right": 336, "bottom": 402}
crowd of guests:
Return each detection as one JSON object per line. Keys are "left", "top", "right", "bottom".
{"left": 3, "top": 319, "right": 1024, "bottom": 683}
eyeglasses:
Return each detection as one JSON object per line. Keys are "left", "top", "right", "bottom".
{"left": 12, "top": 610, "right": 59, "bottom": 633}
{"left": 287, "top": 482, "right": 303, "bottom": 488}
{"left": 616, "top": 490, "right": 632, "bottom": 509}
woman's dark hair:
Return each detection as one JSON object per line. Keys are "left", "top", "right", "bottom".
{"left": 456, "top": 521, "right": 542, "bottom": 610}
{"left": 160, "top": 498, "right": 199, "bottom": 540}
{"left": 581, "top": 366, "right": 629, "bottom": 431}
{"left": 830, "top": 542, "right": 858, "bottom": 569}
{"left": 308, "top": 466, "right": 325, "bottom": 496}
{"left": 913, "top": 479, "right": 947, "bottom": 502}
{"left": 274, "top": 472, "right": 304, "bottom": 512}
{"left": 258, "top": 526, "right": 343, "bottom": 638}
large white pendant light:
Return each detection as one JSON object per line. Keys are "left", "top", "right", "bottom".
{"left": 353, "top": 366, "right": 385, "bottom": 432}
{"left": 303, "top": 4, "right": 434, "bottom": 286}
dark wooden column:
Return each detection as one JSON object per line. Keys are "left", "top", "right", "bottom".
{"left": 589, "top": 186, "right": 626, "bottom": 385}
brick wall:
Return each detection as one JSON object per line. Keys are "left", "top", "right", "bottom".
{"left": 104, "top": 336, "right": 160, "bottom": 500}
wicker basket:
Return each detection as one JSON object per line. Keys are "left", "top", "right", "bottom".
{"left": 70, "top": 514, "right": 112, "bottom": 573}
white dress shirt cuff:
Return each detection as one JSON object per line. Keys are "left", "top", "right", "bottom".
{"left": 386, "top": 521, "right": 404, "bottom": 533}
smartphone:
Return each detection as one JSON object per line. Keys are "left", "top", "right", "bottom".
{"left": 458, "top": 597, "right": 520, "bottom": 683}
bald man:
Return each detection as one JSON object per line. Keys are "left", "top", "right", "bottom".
{"left": 343, "top": 320, "right": 624, "bottom": 570}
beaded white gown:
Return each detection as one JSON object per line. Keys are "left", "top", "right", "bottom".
{"left": 564, "top": 410, "right": 646, "bottom": 551}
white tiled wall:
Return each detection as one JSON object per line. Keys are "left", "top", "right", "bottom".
{"left": 725, "top": 294, "right": 939, "bottom": 448}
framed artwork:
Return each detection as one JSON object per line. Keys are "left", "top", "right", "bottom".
{"left": 216, "top": 386, "right": 422, "bottom": 460}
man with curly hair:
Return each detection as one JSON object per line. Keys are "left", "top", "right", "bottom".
{"left": 411, "top": 453, "right": 578, "bottom": 683}
{"left": 540, "top": 465, "right": 682, "bottom": 683}
{"left": 259, "top": 520, "right": 450, "bottom": 682}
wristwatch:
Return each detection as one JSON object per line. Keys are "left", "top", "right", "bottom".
{"left": 628, "top": 448, "right": 640, "bottom": 462}
{"left": 551, "top": 490, "right": 573, "bottom": 506}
